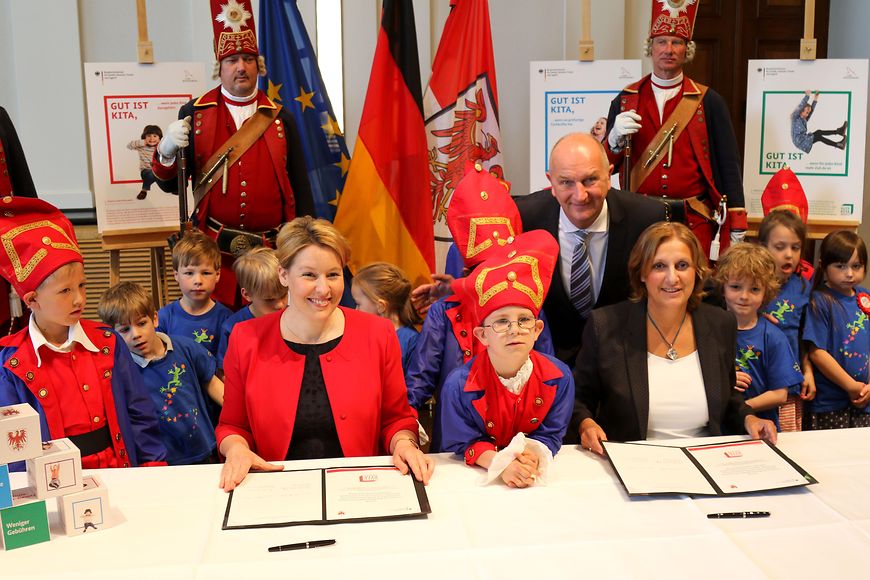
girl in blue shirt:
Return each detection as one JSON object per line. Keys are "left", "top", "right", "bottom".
{"left": 758, "top": 210, "right": 815, "bottom": 429}
{"left": 351, "top": 262, "right": 422, "bottom": 373}
{"left": 804, "top": 231, "right": 870, "bottom": 429}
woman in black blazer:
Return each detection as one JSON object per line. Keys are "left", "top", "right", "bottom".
{"left": 570, "top": 223, "right": 777, "bottom": 454}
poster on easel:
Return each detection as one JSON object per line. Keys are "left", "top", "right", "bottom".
{"left": 84, "top": 62, "right": 205, "bottom": 232}
{"left": 744, "top": 59, "right": 868, "bottom": 222}
{"left": 529, "top": 60, "right": 641, "bottom": 192}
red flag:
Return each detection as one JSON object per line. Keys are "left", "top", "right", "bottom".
{"left": 334, "top": 0, "right": 434, "bottom": 287}
{"left": 425, "top": 0, "right": 504, "bottom": 267}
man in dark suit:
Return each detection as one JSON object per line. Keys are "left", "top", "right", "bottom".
{"left": 515, "top": 133, "right": 665, "bottom": 365}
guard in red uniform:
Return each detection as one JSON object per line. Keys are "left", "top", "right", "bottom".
{"left": 605, "top": 0, "right": 747, "bottom": 258}
{"left": 152, "top": 0, "right": 313, "bottom": 307}
{"left": 439, "top": 230, "right": 574, "bottom": 487}
{"left": 0, "top": 197, "right": 166, "bottom": 471}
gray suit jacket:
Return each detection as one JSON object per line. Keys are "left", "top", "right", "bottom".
{"left": 566, "top": 300, "right": 751, "bottom": 444}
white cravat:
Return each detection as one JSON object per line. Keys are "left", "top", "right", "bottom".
{"left": 650, "top": 72, "right": 683, "bottom": 122}
{"left": 221, "top": 87, "right": 258, "bottom": 130}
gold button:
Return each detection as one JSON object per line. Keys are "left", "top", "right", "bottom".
{"left": 474, "top": 162, "right": 482, "bottom": 171}
{"left": 240, "top": 202, "right": 246, "bottom": 209}
{"left": 468, "top": 448, "right": 475, "bottom": 457}
{"left": 101, "top": 347, "right": 110, "bottom": 355}
{"left": 463, "top": 349, "right": 471, "bottom": 357}
{"left": 103, "top": 370, "right": 112, "bottom": 378}
{"left": 83, "top": 384, "right": 90, "bottom": 392}
{"left": 196, "top": 112, "right": 202, "bottom": 118}
{"left": 277, "top": 132, "right": 284, "bottom": 139}
{"left": 119, "top": 449, "right": 126, "bottom": 457}
{"left": 782, "top": 183, "right": 788, "bottom": 190}
{"left": 486, "top": 421, "right": 494, "bottom": 429}
{"left": 71, "top": 354, "right": 76, "bottom": 361}
{"left": 480, "top": 190, "right": 488, "bottom": 200}
{"left": 460, "top": 330, "right": 467, "bottom": 337}
{"left": 492, "top": 231, "right": 499, "bottom": 239}
{"left": 530, "top": 418, "right": 539, "bottom": 424}
{"left": 115, "top": 433, "right": 121, "bottom": 441}
{"left": 275, "top": 119, "right": 282, "bottom": 125}
{"left": 9, "top": 357, "right": 18, "bottom": 367}
{"left": 25, "top": 371, "right": 34, "bottom": 381}
{"left": 507, "top": 271, "right": 517, "bottom": 282}
{"left": 42, "top": 236, "right": 52, "bottom": 245}
{"left": 93, "top": 416, "right": 100, "bottom": 423}
{"left": 123, "top": 462, "right": 129, "bottom": 468}
{"left": 534, "top": 397, "right": 543, "bottom": 406}
{"left": 38, "top": 388, "right": 47, "bottom": 398}
{"left": 240, "top": 192, "right": 247, "bottom": 197}
{"left": 508, "top": 250, "right": 517, "bottom": 258}
{"left": 506, "top": 236, "right": 514, "bottom": 244}
{"left": 195, "top": 129, "right": 201, "bottom": 135}
{"left": 103, "top": 331, "right": 112, "bottom": 338}
{"left": 240, "top": 180, "right": 247, "bottom": 187}
{"left": 2, "top": 196, "right": 12, "bottom": 204}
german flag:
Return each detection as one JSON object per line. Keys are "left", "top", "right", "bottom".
{"left": 334, "top": 0, "right": 434, "bottom": 287}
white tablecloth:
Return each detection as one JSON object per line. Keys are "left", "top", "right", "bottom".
{"left": 5, "top": 428, "right": 870, "bottom": 579}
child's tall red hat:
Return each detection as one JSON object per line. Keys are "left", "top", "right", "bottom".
{"left": 0, "top": 196, "right": 82, "bottom": 296}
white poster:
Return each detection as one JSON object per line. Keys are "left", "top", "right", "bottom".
{"left": 744, "top": 59, "right": 868, "bottom": 222}
{"left": 529, "top": 60, "right": 641, "bottom": 192}
{"left": 84, "top": 62, "right": 205, "bottom": 233}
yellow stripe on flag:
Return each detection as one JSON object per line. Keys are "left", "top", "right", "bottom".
{"left": 334, "top": 140, "right": 432, "bottom": 287}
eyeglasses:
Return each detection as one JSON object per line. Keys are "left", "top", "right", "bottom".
{"left": 481, "top": 317, "right": 537, "bottom": 333}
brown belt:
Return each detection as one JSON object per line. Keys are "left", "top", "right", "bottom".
{"left": 654, "top": 195, "right": 714, "bottom": 223}
{"left": 205, "top": 217, "right": 279, "bottom": 257}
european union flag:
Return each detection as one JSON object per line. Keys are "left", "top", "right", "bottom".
{"left": 259, "top": 0, "right": 350, "bottom": 221}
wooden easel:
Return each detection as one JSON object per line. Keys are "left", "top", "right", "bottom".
{"left": 749, "top": 0, "right": 860, "bottom": 245}
{"left": 98, "top": 0, "right": 173, "bottom": 309}
{"left": 578, "top": 0, "right": 594, "bottom": 61}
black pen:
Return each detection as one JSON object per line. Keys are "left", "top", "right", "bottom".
{"left": 268, "top": 539, "right": 336, "bottom": 552}
{"left": 707, "top": 511, "right": 770, "bottom": 519}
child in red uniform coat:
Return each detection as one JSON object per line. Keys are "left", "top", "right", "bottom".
{"left": 439, "top": 230, "right": 575, "bottom": 488}
{"left": 0, "top": 197, "right": 166, "bottom": 471}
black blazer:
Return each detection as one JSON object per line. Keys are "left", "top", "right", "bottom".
{"left": 514, "top": 188, "right": 665, "bottom": 364}
{"left": 566, "top": 300, "right": 751, "bottom": 444}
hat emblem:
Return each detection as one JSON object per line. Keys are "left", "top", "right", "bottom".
{"left": 2, "top": 220, "right": 80, "bottom": 283}
{"left": 475, "top": 255, "right": 545, "bottom": 310}
{"left": 466, "top": 217, "right": 517, "bottom": 261}
{"left": 215, "top": 0, "right": 252, "bottom": 32}
{"left": 657, "top": 0, "right": 695, "bottom": 18}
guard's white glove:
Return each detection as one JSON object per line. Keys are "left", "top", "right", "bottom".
{"left": 730, "top": 229, "right": 746, "bottom": 245}
{"left": 607, "top": 110, "right": 642, "bottom": 150}
{"left": 157, "top": 116, "right": 192, "bottom": 160}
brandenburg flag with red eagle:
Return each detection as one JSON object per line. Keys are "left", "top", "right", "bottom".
{"left": 334, "top": 0, "right": 434, "bottom": 287}
{"left": 424, "top": 0, "right": 504, "bottom": 269}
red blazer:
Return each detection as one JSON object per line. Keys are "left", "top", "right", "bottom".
{"left": 216, "top": 307, "right": 418, "bottom": 460}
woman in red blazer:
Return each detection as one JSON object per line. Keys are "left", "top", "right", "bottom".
{"left": 217, "top": 217, "right": 434, "bottom": 491}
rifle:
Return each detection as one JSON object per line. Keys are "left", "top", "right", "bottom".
{"left": 177, "top": 147, "right": 191, "bottom": 237}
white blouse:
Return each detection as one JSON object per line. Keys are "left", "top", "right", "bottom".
{"left": 646, "top": 350, "right": 709, "bottom": 440}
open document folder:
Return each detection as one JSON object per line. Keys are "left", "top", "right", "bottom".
{"left": 602, "top": 439, "right": 817, "bottom": 496}
{"left": 223, "top": 465, "right": 431, "bottom": 530}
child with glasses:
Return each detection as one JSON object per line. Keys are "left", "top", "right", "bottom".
{"left": 439, "top": 231, "right": 574, "bottom": 488}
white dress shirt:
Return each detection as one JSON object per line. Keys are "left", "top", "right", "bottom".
{"left": 558, "top": 200, "right": 609, "bottom": 305}
{"left": 28, "top": 315, "right": 99, "bottom": 368}
{"left": 650, "top": 72, "right": 683, "bottom": 122}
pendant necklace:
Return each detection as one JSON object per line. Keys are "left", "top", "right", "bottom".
{"left": 647, "top": 310, "right": 688, "bottom": 361}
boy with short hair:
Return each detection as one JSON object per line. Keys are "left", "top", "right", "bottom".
{"left": 99, "top": 281, "right": 222, "bottom": 465}
{"left": 0, "top": 197, "right": 166, "bottom": 471}
{"left": 439, "top": 230, "right": 574, "bottom": 488}
{"left": 159, "top": 229, "right": 232, "bottom": 357}
{"left": 715, "top": 243, "right": 804, "bottom": 429}
{"left": 216, "top": 247, "right": 286, "bottom": 369}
